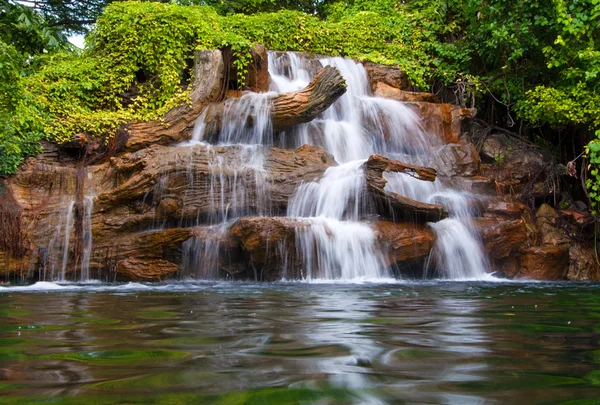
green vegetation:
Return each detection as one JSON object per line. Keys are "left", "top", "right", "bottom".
{"left": 1, "top": 0, "right": 600, "bottom": 204}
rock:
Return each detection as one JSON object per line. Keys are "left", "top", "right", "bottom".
{"left": 0, "top": 144, "right": 336, "bottom": 280}
{"left": 560, "top": 208, "right": 594, "bottom": 227}
{"left": 475, "top": 217, "right": 528, "bottom": 259}
{"left": 441, "top": 176, "right": 498, "bottom": 195}
{"left": 567, "top": 244, "right": 600, "bottom": 281}
{"left": 536, "top": 204, "right": 570, "bottom": 246}
{"left": 373, "top": 82, "right": 439, "bottom": 103}
{"left": 432, "top": 143, "right": 480, "bottom": 177}
{"left": 226, "top": 217, "right": 436, "bottom": 281}
{"left": 228, "top": 217, "right": 300, "bottom": 281}
{"left": 480, "top": 134, "right": 507, "bottom": 161}
{"left": 478, "top": 133, "right": 554, "bottom": 198}
{"left": 363, "top": 62, "right": 411, "bottom": 92}
{"left": 405, "top": 102, "right": 477, "bottom": 144}
{"left": 93, "top": 228, "right": 195, "bottom": 281}
{"left": 246, "top": 44, "right": 270, "bottom": 92}
{"left": 373, "top": 221, "right": 434, "bottom": 267}
{"left": 485, "top": 199, "right": 527, "bottom": 219}
{"left": 517, "top": 245, "right": 569, "bottom": 280}
{"left": 116, "top": 259, "right": 179, "bottom": 281}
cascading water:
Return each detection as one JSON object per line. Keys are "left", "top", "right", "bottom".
{"left": 182, "top": 91, "right": 275, "bottom": 279}
{"left": 60, "top": 201, "right": 76, "bottom": 281}
{"left": 183, "top": 50, "right": 490, "bottom": 281}
{"left": 80, "top": 195, "right": 94, "bottom": 281}
{"left": 269, "top": 51, "right": 489, "bottom": 280}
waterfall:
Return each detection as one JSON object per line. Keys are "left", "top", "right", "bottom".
{"left": 80, "top": 196, "right": 93, "bottom": 282}
{"left": 269, "top": 51, "right": 489, "bottom": 280}
{"left": 60, "top": 201, "right": 76, "bottom": 281}
{"left": 181, "top": 50, "right": 490, "bottom": 281}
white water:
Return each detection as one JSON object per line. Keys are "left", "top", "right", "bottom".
{"left": 269, "top": 51, "right": 489, "bottom": 280}
{"left": 60, "top": 201, "right": 76, "bottom": 281}
{"left": 180, "top": 51, "right": 490, "bottom": 281}
{"left": 81, "top": 195, "right": 94, "bottom": 281}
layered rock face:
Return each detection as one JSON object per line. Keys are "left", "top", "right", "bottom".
{"left": 0, "top": 48, "right": 593, "bottom": 282}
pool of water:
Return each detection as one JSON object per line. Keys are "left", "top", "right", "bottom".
{"left": 1, "top": 280, "right": 600, "bottom": 404}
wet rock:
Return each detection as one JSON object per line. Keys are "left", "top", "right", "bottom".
{"left": 228, "top": 216, "right": 301, "bottom": 281}
{"left": 116, "top": 258, "right": 179, "bottom": 281}
{"left": 225, "top": 217, "right": 436, "bottom": 281}
{"left": 568, "top": 244, "right": 600, "bottom": 281}
{"left": 373, "top": 82, "right": 439, "bottom": 103}
{"left": 246, "top": 44, "right": 270, "bottom": 93}
{"left": 373, "top": 221, "right": 434, "bottom": 266}
{"left": 475, "top": 217, "right": 528, "bottom": 259}
{"left": 517, "top": 245, "right": 569, "bottom": 280}
{"left": 441, "top": 176, "right": 498, "bottom": 195}
{"left": 363, "top": 62, "right": 410, "bottom": 92}
{"left": 536, "top": 204, "right": 570, "bottom": 246}
{"left": 485, "top": 199, "right": 527, "bottom": 219}
{"left": 405, "top": 102, "right": 477, "bottom": 144}
{"left": 433, "top": 143, "right": 480, "bottom": 177}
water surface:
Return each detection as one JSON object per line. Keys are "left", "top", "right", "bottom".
{"left": 1, "top": 281, "right": 600, "bottom": 404}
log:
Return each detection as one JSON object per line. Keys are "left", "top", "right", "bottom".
{"left": 201, "top": 66, "right": 346, "bottom": 142}
{"left": 363, "top": 154, "right": 448, "bottom": 222}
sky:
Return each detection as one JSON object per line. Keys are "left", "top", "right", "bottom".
{"left": 69, "top": 34, "right": 85, "bottom": 49}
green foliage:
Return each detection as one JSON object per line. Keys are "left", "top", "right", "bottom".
{"left": 0, "top": 1, "right": 69, "bottom": 55}
{"left": 586, "top": 133, "right": 600, "bottom": 214}
{"left": 0, "top": 41, "right": 44, "bottom": 175}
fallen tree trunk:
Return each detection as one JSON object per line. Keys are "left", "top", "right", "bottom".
{"left": 363, "top": 154, "right": 448, "bottom": 222}
{"left": 201, "top": 66, "right": 346, "bottom": 142}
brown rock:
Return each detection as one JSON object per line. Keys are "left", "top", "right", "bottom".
{"left": 475, "top": 217, "right": 528, "bottom": 259}
{"left": 568, "top": 244, "right": 600, "bottom": 281}
{"left": 536, "top": 204, "right": 570, "bottom": 246}
{"left": 363, "top": 154, "right": 448, "bottom": 222}
{"left": 433, "top": 143, "right": 480, "bottom": 177}
{"left": 405, "top": 102, "right": 476, "bottom": 144}
{"left": 246, "top": 44, "right": 271, "bottom": 93}
{"left": 363, "top": 62, "right": 411, "bottom": 92}
{"left": 373, "top": 221, "right": 434, "bottom": 265}
{"left": 116, "top": 259, "right": 179, "bottom": 281}
{"left": 374, "top": 82, "right": 439, "bottom": 103}
{"left": 518, "top": 245, "right": 569, "bottom": 280}
{"left": 202, "top": 65, "right": 347, "bottom": 141}
{"left": 226, "top": 217, "right": 436, "bottom": 281}
{"left": 485, "top": 199, "right": 527, "bottom": 219}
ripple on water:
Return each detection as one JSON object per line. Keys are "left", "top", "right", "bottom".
{"left": 0, "top": 281, "right": 599, "bottom": 404}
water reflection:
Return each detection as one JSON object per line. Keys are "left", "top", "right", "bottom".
{"left": 0, "top": 282, "right": 599, "bottom": 404}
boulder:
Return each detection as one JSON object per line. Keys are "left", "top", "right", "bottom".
{"left": 517, "top": 245, "right": 569, "bottom": 280}
{"left": 363, "top": 62, "right": 411, "bottom": 92}
{"left": 484, "top": 199, "right": 527, "bottom": 219}
{"left": 536, "top": 204, "right": 570, "bottom": 246}
{"left": 373, "top": 82, "right": 439, "bottom": 103}
{"left": 433, "top": 143, "right": 480, "bottom": 177}
{"left": 568, "top": 244, "right": 600, "bottom": 281}
{"left": 373, "top": 221, "right": 434, "bottom": 267}
{"left": 405, "top": 102, "right": 477, "bottom": 144}
{"left": 246, "top": 44, "right": 270, "bottom": 93}
{"left": 475, "top": 217, "right": 528, "bottom": 259}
